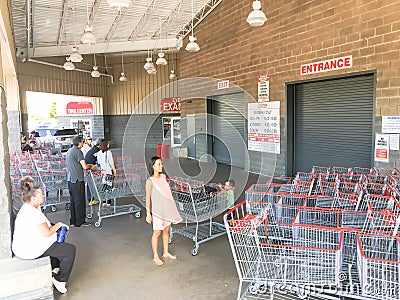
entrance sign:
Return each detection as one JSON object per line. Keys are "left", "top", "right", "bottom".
{"left": 248, "top": 101, "right": 280, "bottom": 154}
{"left": 257, "top": 74, "right": 270, "bottom": 102}
{"left": 301, "top": 55, "right": 352, "bottom": 75}
{"left": 374, "top": 134, "right": 389, "bottom": 163}
{"left": 66, "top": 102, "right": 93, "bottom": 115}
{"left": 160, "top": 97, "right": 181, "bottom": 112}
{"left": 382, "top": 116, "right": 400, "bottom": 133}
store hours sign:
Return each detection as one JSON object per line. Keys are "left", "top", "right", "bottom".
{"left": 248, "top": 101, "right": 280, "bottom": 154}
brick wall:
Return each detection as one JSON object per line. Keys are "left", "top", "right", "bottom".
{"left": 179, "top": 0, "right": 400, "bottom": 171}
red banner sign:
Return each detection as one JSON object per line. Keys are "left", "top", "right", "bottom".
{"left": 160, "top": 97, "right": 181, "bottom": 112}
{"left": 66, "top": 102, "right": 93, "bottom": 115}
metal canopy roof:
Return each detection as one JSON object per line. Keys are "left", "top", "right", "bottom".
{"left": 10, "top": 0, "right": 223, "bottom": 59}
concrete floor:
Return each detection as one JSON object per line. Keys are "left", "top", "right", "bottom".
{"left": 45, "top": 157, "right": 268, "bottom": 300}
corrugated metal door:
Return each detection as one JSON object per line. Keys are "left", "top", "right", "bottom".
{"left": 294, "top": 74, "right": 374, "bottom": 173}
{"left": 211, "top": 92, "right": 246, "bottom": 168}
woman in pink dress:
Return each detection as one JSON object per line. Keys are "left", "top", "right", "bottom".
{"left": 145, "top": 156, "right": 182, "bottom": 266}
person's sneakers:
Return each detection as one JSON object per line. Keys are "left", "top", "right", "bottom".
{"left": 81, "top": 222, "right": 92, "bottom": 227}
{"left": 52, "top": 278, "right": 67, "bottom": 294}
{"left": 88, "top": 200, "right": 95, "bottom": 206}
{"left": 92, "top": 199, "right": 99, "bottom": 205}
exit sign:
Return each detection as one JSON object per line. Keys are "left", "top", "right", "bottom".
{"left": 217, "top": 80, "right": 229, "bottom": 90}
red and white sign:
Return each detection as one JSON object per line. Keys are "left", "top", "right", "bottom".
{"left": 66, "top": 102, "right": 93, "bottom": 115}
{"left": 248, "top": 101, "right": 280, "bottom": 154}
{"left": 258, "top": 74, "right": 270, "bottom": 102}
{"left": 375, "top": 134, "right": 389, "bottom": 163}
{"left": 301, "top": 55, "right": 352, "bottom": 75}
{"left": 217, "top": 80, "right": 230, "bottom": 90}
{"left": 160, "top": 97, "right": 181, "bottom": 113}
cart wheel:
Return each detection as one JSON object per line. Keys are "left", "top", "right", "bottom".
{"left": 41, "top": 207, "right": 46, "bottom": 213}
{"left": 94, "top": 221, "right": 101, "bottom": 227}
{"left": 135, "top": 211, "right": 141, "bottom": 218}
{"left": 191, "top": 245, "right": 199, "bottom": 256}
{"left": 65, "top": 203, "right": 70, "bottom": 210}
{"left": 248, "top": 282, "right": 260, "bottom": 295}
{"left": 87, "top": 213, "right": 92, "bottom": 219}
{"left": 51, "top": 206, "right": 57, "bottom": 212}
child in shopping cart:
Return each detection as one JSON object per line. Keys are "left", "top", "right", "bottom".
{"left": 145, "top": 156, "right": 183, "bottom": 266}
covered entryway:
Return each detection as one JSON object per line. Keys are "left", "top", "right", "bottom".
{"left": 287, "top": 72, "right": 375, "bottom": 175}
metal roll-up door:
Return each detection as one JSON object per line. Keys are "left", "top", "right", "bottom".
{"left": 294, "top": 74, "right": 374, "bottom": 173}
{"left": 211, "top": 92, "right": 246, "bottom": 168}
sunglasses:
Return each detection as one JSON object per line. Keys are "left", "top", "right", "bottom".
{"left": 87, "top": 138, "right": 92, "bottom": 140}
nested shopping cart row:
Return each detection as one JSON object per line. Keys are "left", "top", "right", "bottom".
{"left": 225, "top": 200, "right": 400, "bottom": 300}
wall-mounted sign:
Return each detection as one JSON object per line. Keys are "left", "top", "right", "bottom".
{"left": 374, "top": 134, "right": 389, "bottom": 163}
{"left": 217, "top": 80, "right": 229, "bottom": 90}
{"left": 301, "top": 55, "right": 352, "bottom": 75}
{"left": 66, "top": 102, "right": 93, "bottom": 115}
{"left": 248, "top": 101, "right": 280, "bottom": 154}
{"left": 160, "top": 97, "right": 181, "bottom": 113}
{"left": 382, "top": 116, "right": 400, "bottom": 133}
{"left": 258, "top": 74, "right": 270, "bottom": 102}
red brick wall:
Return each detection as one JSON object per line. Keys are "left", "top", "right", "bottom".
{"left": 179, "top": 0, "right": 400, "bottom": 116}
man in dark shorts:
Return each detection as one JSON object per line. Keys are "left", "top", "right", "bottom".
{"left": 66, "top": 136, "right": 96, "bottom": 227}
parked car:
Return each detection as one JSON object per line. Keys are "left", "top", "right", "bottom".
{"left": 53, "top": 128, "right": 78, "bottom": 152}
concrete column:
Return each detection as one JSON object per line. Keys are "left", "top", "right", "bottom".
{"left": 0, "top": 86, "right": 12, "bottom": 259}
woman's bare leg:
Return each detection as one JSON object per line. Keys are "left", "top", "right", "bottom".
{"left": 151, "top": 230, "right": 163, "bottom": 265}
{"left": 162, "top": 226, "right": 177, "bottom": 259}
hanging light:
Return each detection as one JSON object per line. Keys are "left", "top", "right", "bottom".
{"left": 81, "top": 1, "right": 97, "bottom": 44}
{"left": 246, "top": 1, "right": 267, "bottom": 27}
{"left": 156, "top": 18, "right": 167, "bottom": 66}
{"left": 144, "top": 57, "right": 154, "bottom": 70}
{"left": 156, "top": 52, "right": 167, "bottom": 66}
{"left": 147, "top": 67, "right": 157, "bottom": 75}
{"left": 119, "top": 72, "right": 127, "bottom": 81}
{"left": 186, "top": 0, "right": 200, "bottom": 52}
{"left": 107, "top": 0, "right": 130, "bottom": 9}
{"left": 119, "top": 52, "right": 128, "bottom": 82}
{"left": 63, "top": 56, "right": 75, "bottom": 71}
{"left": 169, "top": 69, "right": 177, "bottom": 80}
{"left": 81, "top": 24, "right": 97, "bottom": 44}
{"left": 91, "top": 66, "right": 100, "bottom": 78}
{"left": 70, "top": 46, "right": 83, "bottom": 63}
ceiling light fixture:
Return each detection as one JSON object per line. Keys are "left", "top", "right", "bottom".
{"left": 70, "top": 46, "right": 83, "bottom": 62}
{"left": 119, "top": 52, "right": 127, "bottom": 82}
{"left": 63, "top": 56, "right": 75, "bottom": 71}
{"left": 156, "top": 18, "right": 167, "bottom": 66}
{"left": 169, "top": 69, "right": 176, "bottom": 80}
{"left": 81, "top": 0, "right": 97, "bottom": 44}
{"left": 186, "top": 0, "right": 200, "bottom": 52}
{"left": 81, "top": 24, "right": 97, "bottom": 44}
{"left": 246, "top": 1, "right": 267, "bottom": 27}
{"left": 91, "top": 53, "right": 100, "bottom": 78}
{"left": 107, "top": 0, "right": 130, "bottom": 9}
{"left": 144, "top": 57, "right": 154, "bottom": 71}
{"left": 147, "top": 67, "right": 157, "bottom": 75}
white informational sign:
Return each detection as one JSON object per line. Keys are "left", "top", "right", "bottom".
{"left": 374, "top": 134, "right": 389, "bottom": 163}
{"left": 248, "top": 101, "right": 280, "bottom": 154}
{"left": 257, "top": 74, "right": 270, "bottom": 102}
{"left": 382, "top": 116, "right": 400, "bottom": 133}
{"left": 390, "top": 134, "right": 399, "bottom": 150}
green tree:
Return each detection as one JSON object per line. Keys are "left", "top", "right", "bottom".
{"left": 49, "top": 101, "right": 57, "bottom": 119}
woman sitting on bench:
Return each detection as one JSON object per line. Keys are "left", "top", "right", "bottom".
{"left": 12, "top": 176, "right": 76, "bottom": 294}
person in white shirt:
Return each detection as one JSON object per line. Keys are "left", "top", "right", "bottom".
{"left": 95, "top": 139, "right": 117, "bottom": 207}
{"left": 12, "top": 177, "right": 76, "bottom": 294}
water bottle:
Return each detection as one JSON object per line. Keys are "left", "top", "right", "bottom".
{"left": 56, "top": 226, "right": 68, "bottom": 243}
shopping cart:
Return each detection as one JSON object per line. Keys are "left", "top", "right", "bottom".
{"left": 356, "top": 234, "right": 400, "bottom": 300}
{"left": 224, "top": 201, "right": 344, "bottom": 300}
{"left": 168, "top": 178, "right": 228, "bottom": 255}
{"left": 86, "top": 170, "right": 142, "bottom": 227}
